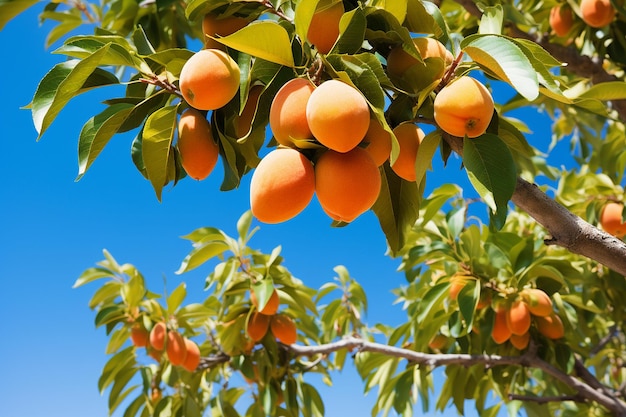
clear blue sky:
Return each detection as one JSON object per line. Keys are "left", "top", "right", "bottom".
{"left": 0, "top": 7, "right": 559, "bottom": 417}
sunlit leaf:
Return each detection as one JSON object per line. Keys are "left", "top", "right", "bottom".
{"left": 0, "top": 0, "right": 38, "bottom": 31}
{"left": 142, "top": 104, "right": 178, "bottom": 200}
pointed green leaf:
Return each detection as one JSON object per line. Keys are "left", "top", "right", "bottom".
{"left": 31, "top": 44, "right": 117, "bottom": 138}
{"left": 478, "top": 5, "right": 503, "bottom": 35}
{"left": 414, "top": 130, "right": 440, "bottom": 186}
{"left": 577, "top": 81, "right": 626, "bottom": 101}
{"left": 77, "top": 103, "right": 135, "bottom": 180}
{"left": 142, "top": 105, "right": 178, "bottom": 200}
{"left": 0, "top": 0, "right": 38, "bottom": 31}
{"left": 463, "top": 134, "right": 516, "bottom": 226}
{"left": 167, "top": 282, "right": 186, "bottom": 314}
{"left": 215, "top": 21, "right": 295, "bottom": 67}
{"left": 54, "top": 35, "right": 143, "bottom": 68}
{"left": 40, "top": 10, "right": 83, "bottom": 48}
{"left": 461, "top": 34, "right": 538, "bottom": 101}
{"left": 176, "top": 240, "right": 230, "bottom": 274}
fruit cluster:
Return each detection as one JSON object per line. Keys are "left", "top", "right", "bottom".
{"left": 548, "top": 0, "right": 615, "bottom": 38}
{"left": 130, "top": 320, "right": 201, "bottom": 372}
{"left": 246, "top": 288, "right": 297, "bottom": 345}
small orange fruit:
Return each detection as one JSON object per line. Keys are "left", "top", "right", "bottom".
{"left": 247, "top": 312, "right": 270, "bottom": 342}
{"left": 150, "top": 322, "right": 167, "bottom": 351}
{"left": 510, "top": 332, "right": 530, "bottom": 350}
{"left": 249, "top": 148, "right": 315, "bottom": 224}
{"left": 492, "top": 309, "right": 512, "bottom": 344}
{"left": 549, "top": 4, "right": 575, "bottom": 37}
{"left": 600, "top": 202, "right": 626, "bottom": 238}
{"left": 270, "top": 314, "right": 297, "bottom": 345}
{"left": 166, "top": 331, "right": 188, "bottom": 366}
{"left": 580, "top": 0, "right": 615, "bottom": 28}
{"left": 306, "top": 80, "right": 371, "bottom": 153}
{"left": 269, "top": 78, "right": 315, "bottom": 147}
{"left": 251, "top": 288, "right": 280, "bottom": 315}
{"left": 315, "top": 147, "right": 382, "bottom": 222}
{"left": 522, "top": 288, "right": 553, "bottom": 317}
{"left": 390, "top": 122, "right": 425, "bottom": 182}
{"left": 177, "top": 109, "right": 219, "bottom": 180}
{"left": 434, "top": 77, "right": 494, "bottom": 138}
{"left": 428, "top": 334, "right": 449, "bottom": 350}
{"left": 386, "top": 37, "right": 454, "bottom": 79}
{"left": 179, "top": 49, "right": 240, "bottom": 111}
{"left": 182, "top": 338, "right": 201, "bottom": 372}
{"left": 307, "top": 1, "right": 344, "bottom": 54}
{"left": 361, "top": 118, "right": 392, "bottom": 166}
{"left": 130, "top": 323, "right": 149, "bottom": 348}
{"left": 506, "top": 300, "right": 531, "bottom": 336}
{"left": 536, "top": 312, "right": 565, "bottom": 339}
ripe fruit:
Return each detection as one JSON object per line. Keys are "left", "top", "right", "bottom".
{"left": 177, "top": 109, "right": 219, "bottom": 180}
{"left": 510, "top": 332, "right": 530, "bottom": 350}
{"left": 182, "top": 338, "right": 201, "bottom": 372}
{"left": 600, "top": 202, "right": 626, "bottom": 238}
{"left": 386, "top": 37, "right": 454, "bottom": 79}
{"left": 269, "top": 78, "right": 315, "bottom": 147}
{"left": 522, "top": 288, "right": 553, "bottom": 317}
{"left": 506, "top": 300, "right": 531, "bottom": 336}
{"left": 390, "top": 122, "right": 425, "bottom": 182}
{"left": 202, "top": 13, "right": 249, "bottom": 50}
{"left": 179, "top": 49, "right": 240, "bottom": 111}
{"left": 580, "top": 0, "right": 615, "bottom": 28}
{"left": 130, "top": 323, "right": 149, "bottom": 347}
{"left": 166, "top": 331, "right": 188, "bottom": 366}
{"left": 249, "top": 148, "right": 315, "bottom": 224}
{"left": 315, "top": 147, "right": 382, "bottom": 222}
{"left": 150, "top": 322, "right": 167, "bottom": 351}
{"left": 492, "top": 309, "right": 512, "bottom": 344}
{"left": 306, "top": 80, "right": 371, "bottom": 153}
{"left": 236, "top": 85, "right": 263, "bottom": 138}
{"left": 428, "top": 334, "right": 448, "bottom": 350}
{"left": 434, "top": 77, "right": 494, "bottom": 138}
{"left": 361, "top": 118, "right": 392, "bottom": 166}
{"left": 549, "top": 4, "right": 575, "bottom": 37}
{"left": 251, "top": 288, "right": 280, "bottom": 315}
{"left": 306, "top": 1, "right": 344, "bottom": 54}
{"left": 247, "top": 312, "right": 270, "bottom": 342}
{"left": 536, "top": 312, "right": 565, "bottom": 339}
{"left": 270, "top": 314, "right": 297, "bottom": 345}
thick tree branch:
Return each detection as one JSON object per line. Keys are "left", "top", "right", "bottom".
{"left": 443, "top": 133, "right": 626, "bottom": 276}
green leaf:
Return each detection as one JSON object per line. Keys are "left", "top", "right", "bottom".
{"left": 167, "top": 282, "right": 187, "bottom": 314}
{"left": 372, "top": 164, "right": 422, "bottom": 255}
{"left": 214, "top": 21, "right": 295, "bottom": 67}
{"left": 0, "top": 0, "right": 38, "bottom": 31}
{"left": 73, "top": 266, "right": 116, "bottom": 288}
{"left": 98, "top": 346, "right": 135, "bottom": 393}
{"left": 54, "top": 35, "right": 144, "bottom": 69}
{"left": 142, "top": 104, "right": 178, "bottom": 200}
{"left": 40, "top": 10, "right": 83, "bottom": 49}
{"left": 176, "top": 240, "right": 230, "bottom": 274}
{"left": 31, "top": 44, "right": 119, "bottom": 138}
{"left": 77, "top": 103, "right": 135, "bottom": 180}
{"left": 95, "top": 305, "right": 127, "bottom": 328}
{"left": 417, "top": 281, "right": 449, "bottom": 323}
{"left": 461, "top": 34, "right": 538, "bottom": 101}
{"left": 577, "top": 81, "right": 626, "bottom": 101}
{"left": 414, "top": 130, "right": 440, "bottom": 186}
{"left": 463, "top": 134, "right": 517, "bottom": 227}
{"left": 478, "top": 5, "right": 503, "bottom": 35}
{"left": 251, "top": 280, "right": 275, "bottom": 312}
{"left": 335, "top": 7, "right": 367, "bottom": 55}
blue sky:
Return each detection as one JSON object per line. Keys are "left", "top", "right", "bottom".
{"left": 0, "top": 6, "right": 560, "bottom": 417}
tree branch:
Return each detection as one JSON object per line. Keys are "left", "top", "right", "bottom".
{"left": 443, "top": 133, "right": 626, "bottom": 276}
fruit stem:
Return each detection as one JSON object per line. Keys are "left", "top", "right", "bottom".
{"left": 435, "top": 50, "right": 464, "bottom": 93}
{"left": 261, "top": 0, "right": 293, "bottom": 22}
{"left": 140, "top": 74, "right": 183, "bottom": 98}
{"left": 307, "top": 57, "right": 325, "bottom": 85}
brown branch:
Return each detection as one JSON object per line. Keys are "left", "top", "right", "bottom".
{"left": 508, "top": 393, "right": 584, "bottom": 404}
{"left": 443, "top": 133, "right": 626, "bottom": 276}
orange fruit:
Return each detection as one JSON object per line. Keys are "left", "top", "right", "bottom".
{"left": 249, "top": 148, "right": 315, "bottom": 224}
{"left": 130, "top": 323, "right": 149, "bottom": 347}
{"left": 177, "top": 108, "right": 219, "bottom": 180}
{"left": 182, "top": 338, "right": 201, "bottom": 372}
{"left": 580, "top": 0, "right": 615, "bottom": 28}
{"left": 522, "top": 288, "right": 553, "bottom": 317}
{"left": 166, "top": 330, "right": 188, "bottom": 366}
{"left": 315, "top": 147, "right": 382, "bottom": 222}
{"left": 251, "top": 288, "right": 280, "bottom": 315}
{"left": 434, "top": 76, "right": 494, "bottom": 138}
{"left": 150, "top": 322, "right": 167, "bottom": 351}
{"left": 428, "top": 334, "right": 448, "bottom": 350}
{"left": 236, "top": 85, "right": 263, "bottom": 138}
{"left": 247, "top": 312, "right": 270, "bottom": 342}
{"left": 270, "top": 314, "right": 297, "bottom": 345}
{"left": 307, "top": 1, "right": 344, "bottom": 54}
{"left": 269, "top": 78, "right": 315, "bottom": 147}
{"left": 600, "top": 202, "right": 626, "bottom": 238}
{"left": 202, "top": 13, "right": 249, "bottom": 50}
{"left": 549, "top": 4, "right": 575, "bottom": 37}
{"left": 448, "top": 274, "right": 469, "bottom": 301}
{"left": 536, "top": 312, "right": 565, "bottom": 339}
{"left": 390, "top": 123, "right": 425, "bottom": 182}
{"left": 386, "top": 37, "right": 454, "bottom": 79}
{"left": 510, "top": 332, "right": 530, "bottom": 350}
{"left": 306, "top": 80, "right": 371, "bottom": 153}
{"left": 179, "top": 49, "right": 240, "bottom": 111}
{"left": 506, "top": 300, "right": 532, "bottom": 336}
{"left": 492, "top": 309, "right": 512, "bottom": 344}
{"left": 361, "top": 118, "right": 392, "bottom": 166}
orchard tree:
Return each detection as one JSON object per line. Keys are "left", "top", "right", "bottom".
{"left": 4, "top": 0, "right": 626, "bottom": 415}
